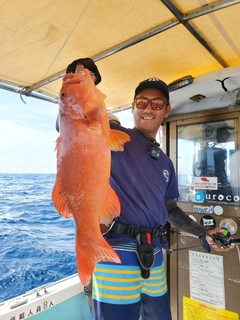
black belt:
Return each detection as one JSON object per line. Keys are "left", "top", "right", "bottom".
{"left": 109, "top": 221, "right": 165, "bottom": 238}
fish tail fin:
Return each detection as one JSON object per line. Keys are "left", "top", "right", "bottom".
{"left": 110, "top": 129, "right": 130, "bottom": 151}
{"left": 99, "top": 185, "right": 120, "bottom": 225}
{"left": 76, "top": 236, "right": 121, "bottom": 286}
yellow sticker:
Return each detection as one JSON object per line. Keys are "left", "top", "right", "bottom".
{"left": 183, "top": 296, "right": 239, "bottom": 320}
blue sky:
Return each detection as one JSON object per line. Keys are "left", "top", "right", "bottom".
{"left": 0, "top": 89, "right": 133, "bottom": 173}
{"left": 0, "top": 90, "right": 59, "bottom": 173}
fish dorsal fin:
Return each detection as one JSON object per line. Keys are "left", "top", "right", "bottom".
{"left": 99, "top": 185, "right": 120, "bottom": 226}
{"left": 52, "top": 175, "right": 73, "bottom": 218}
{"left": 110, "top": 129, "right": 130, "bottom": 152}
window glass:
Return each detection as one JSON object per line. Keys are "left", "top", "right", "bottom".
{"left": 177, "top": 119, "right": 239, "bottom": 205}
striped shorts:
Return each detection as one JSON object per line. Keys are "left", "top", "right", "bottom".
{"left": 91, "top": 244, "right": 172, "bottom": 320}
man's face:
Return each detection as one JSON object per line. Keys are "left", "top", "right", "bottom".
{"left": 132, "top": 88, "right": 171, "bottom": 138}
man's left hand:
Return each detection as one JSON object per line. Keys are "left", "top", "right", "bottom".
{"left": 206, "top": 227, "right": 235, "bottom": 252}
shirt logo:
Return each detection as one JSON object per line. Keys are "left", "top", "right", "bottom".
{"left": 163, "top": 170, "right": 169, "bottom": 182}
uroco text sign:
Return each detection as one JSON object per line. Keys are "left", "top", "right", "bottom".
{"left": 194, "top": 191, "right": 240, "bottom": 203}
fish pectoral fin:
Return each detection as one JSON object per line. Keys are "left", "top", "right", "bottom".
{"left": 99, "top": 186, "right": 120, "bottom": 225}
{"left": 76, "top": 236, "right": 121, "bottom": 286}
{"left": 110, "top": 129, "right": 130, "bottom": 152}
{"left": 52, "top": 175, "right": 73, "bottom": 218}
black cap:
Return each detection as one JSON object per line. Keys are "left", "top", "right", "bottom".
{"left": 66, "top": 58, "right": 101, "bottom": 85}
{"left": 134, "top": 77, "right": 169, "bottom": 101}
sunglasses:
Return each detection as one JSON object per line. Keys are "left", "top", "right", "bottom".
{"left": 134, "top": 97, "right": 168, "bottom": 110}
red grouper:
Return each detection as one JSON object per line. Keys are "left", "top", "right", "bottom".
{"left": 52, "top": 68, "right": 130, "bottom": 286}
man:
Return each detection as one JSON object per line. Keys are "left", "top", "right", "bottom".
{"left": 91, "top": 77, "right": 231, "bottom": 320}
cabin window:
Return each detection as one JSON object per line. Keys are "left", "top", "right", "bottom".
{"left": 177, "top": 119, "right": 239, "bottom": 205}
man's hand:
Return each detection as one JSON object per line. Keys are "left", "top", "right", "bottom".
{"left": 206, "top": 227, "right": 235, "bottom": 252}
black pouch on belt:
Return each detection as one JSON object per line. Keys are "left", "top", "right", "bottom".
{"left": 135, "top": 232, "right": 155, "bottom": 279}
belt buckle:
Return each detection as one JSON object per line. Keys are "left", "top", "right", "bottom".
{"left": 127, "top": 225, "right": 137, "bottom": 237}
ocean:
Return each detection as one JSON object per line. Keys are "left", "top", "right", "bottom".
{"left": 0, "top": 173, "right": 76, "bottom": 303}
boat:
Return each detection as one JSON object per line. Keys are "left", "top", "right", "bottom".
{"left": 1, "top": 1, "right": 240, "bottom": 319}
{"left": 0, "top": 274, "right": 91, "bottom": 320}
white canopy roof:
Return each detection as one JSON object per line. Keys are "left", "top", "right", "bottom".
{"left": 1, "top": 0, "right": 240, "bottom": 113}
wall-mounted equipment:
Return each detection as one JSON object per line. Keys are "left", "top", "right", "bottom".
{"left": 168, "top": 75, "right": 194, "bottom": 92}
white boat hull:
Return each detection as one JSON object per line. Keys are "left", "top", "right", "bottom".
{"left": 0, "top": 274, "right": 91, "bottom": 320}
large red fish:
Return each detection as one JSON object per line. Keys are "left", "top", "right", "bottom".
{"left": 52, "top": 68, "right": 130, "bottom": 286}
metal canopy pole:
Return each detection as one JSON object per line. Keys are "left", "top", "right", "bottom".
{"left": 160, "top": 0, "right": 229, "bottom": 68}
{"left": 0, "top": 80, "right": 59, "bottom": 104}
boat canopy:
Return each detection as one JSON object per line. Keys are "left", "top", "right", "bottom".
{"left": 1, "top": 0, "right": 240, "bottom": 113}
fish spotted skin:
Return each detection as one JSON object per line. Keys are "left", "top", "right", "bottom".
{"left": 52, "top": 69, "right": 130, "bottom": 286}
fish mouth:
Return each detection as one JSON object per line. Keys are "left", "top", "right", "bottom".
{"left": 60, "top": 74, "right": 85, "bottom": 99}
{"left": 63, "top": 73, "right": 85, "bottom": 84}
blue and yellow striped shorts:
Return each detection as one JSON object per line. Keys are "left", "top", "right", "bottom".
{"left": 91, "top": 244, "right": 171, "bottom": 320}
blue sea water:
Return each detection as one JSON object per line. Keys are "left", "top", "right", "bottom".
{"left": 0, "top": 173, "right": 76, "bottom": 303}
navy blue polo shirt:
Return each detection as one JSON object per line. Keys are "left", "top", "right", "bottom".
{"left": 106, "top": 123, "right": 179, "bottom": 248}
